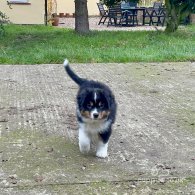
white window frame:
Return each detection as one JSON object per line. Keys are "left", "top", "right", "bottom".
{"left": 8, "top": 0, "right": 30, "bottom": 4}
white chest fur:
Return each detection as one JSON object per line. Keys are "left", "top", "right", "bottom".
{"left": 79, "top": 119, "right": 111, "bottom": 144}
{"left": 80, "top": 119, "right": 111, "bottom": 134}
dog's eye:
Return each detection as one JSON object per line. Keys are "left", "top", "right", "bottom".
{"left": 99, "top": 102, "right": 104, "bottom": 108}
{"left": 87, "top": 102, "right": 93, "bottom": 109}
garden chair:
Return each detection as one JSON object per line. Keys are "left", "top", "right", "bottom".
{"left": 151, "top": 7, "right": 166, "bottom": 26}
{"left": 97, "top": 3, "right": 109, "bottom": 25}
{"left": 107, "top": 4, "right": 125, "bottom": 26}
{"left": 153, "top": 2, "right": 163, "bottom": 9}
{"left": 143, "top": 7, "right": 153, "bottom": 25}
{"left": 143, "top": 2, "right": 164, "bottom": 26}
{"left": 151, "top": 2, "right": 165, "bottom": 26}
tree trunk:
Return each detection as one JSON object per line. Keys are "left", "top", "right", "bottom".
{"left": 75, "top": 0, "right": 90, "bottom": 34}
{"left": 165, "top": 0, "right": 180, "bottom": 33}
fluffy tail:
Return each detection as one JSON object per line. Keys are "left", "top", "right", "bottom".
{"left": 63, "top": 59, "right": 86, "bottom": 86}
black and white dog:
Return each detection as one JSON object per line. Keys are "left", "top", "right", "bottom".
{"left": 63, "top": 59, "right": 117, "bottom": 158}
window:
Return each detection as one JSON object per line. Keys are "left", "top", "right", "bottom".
{"left": 8, "top": 0, "right": 31, "bottom": 4}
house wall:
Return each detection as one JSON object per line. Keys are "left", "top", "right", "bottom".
{"left": 57, "top": 0, "right": 99, "bottom": 16}
{"left": 1, "top": 0, "right": 99, "bottom": 25}
{"left": 1, "top": 0, "right": 45, "bottom": 24}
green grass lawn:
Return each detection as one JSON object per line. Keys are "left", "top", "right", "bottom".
{"left": 0, "top": 24, "right": 195, "bottom": 64}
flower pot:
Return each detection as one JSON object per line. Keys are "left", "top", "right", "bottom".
{"left": 52, "top": 17, "right": 59, "bottom": 26}
{"left": 65, "top": 13, "right": 70, "bottom": 18}
{"left": 59, "top": 13, "right": 65, "bottom": 18}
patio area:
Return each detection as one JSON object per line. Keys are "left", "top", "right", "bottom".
{"left": 58, "top": 16, "right": 165, "bottom": 31}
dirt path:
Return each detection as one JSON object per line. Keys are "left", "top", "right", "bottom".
{"left": 0, "top": 62, "right": 195, "bottom": 194}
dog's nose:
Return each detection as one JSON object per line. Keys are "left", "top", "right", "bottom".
{"left": 93, "top": 113, "right": 99, "bottom": 119}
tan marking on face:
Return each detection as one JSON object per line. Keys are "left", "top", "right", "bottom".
{"left": 81, "top": 110, "right": 91, "bottom": 118}
{"left": 98, "top": 111, "right": 110, "bottom": 120}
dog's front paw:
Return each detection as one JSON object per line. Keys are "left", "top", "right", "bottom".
{"left": 96, "top": 150, "right": 108, "bottom": 158}
{"left": 79, "top": 128, "right": 90, "bottom": 154}
{"left": 96, "top": 142, "right": 108, "bottom": 158}
{"left": 79, "top": 143, "right": 90, "bottom": 154}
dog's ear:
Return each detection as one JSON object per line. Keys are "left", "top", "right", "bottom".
{"left": 77, "top": 88, "right": 88, "bottom": 109}
{"left": 104, "top": 91, "right": 115, "bottom": 110}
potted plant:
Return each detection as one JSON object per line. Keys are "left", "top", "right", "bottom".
{"left": 51, "top": 13, "right": 59, "bottom": 26}
{"left": 65, "top": 13, "right": 70, "bottom": 17}
{"left": 59, "top": 13, "right": 65, "bottom": 18}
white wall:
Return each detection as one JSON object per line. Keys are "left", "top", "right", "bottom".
{"left": 1, "top": 0, "right": 99, "bottom": 25}
{"left": 1, "top": 0, "right": 45, "bottom": 24}
{"left": 57, "top": 0, "right": 99, "bottom": 16}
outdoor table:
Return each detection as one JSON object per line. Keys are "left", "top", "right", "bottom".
{"left": 121, "top": 7, "right": 146, "bottom": 26}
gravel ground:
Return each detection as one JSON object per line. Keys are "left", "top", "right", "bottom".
{"left": 58, "top": 16, "right": 166, "bottom": 31}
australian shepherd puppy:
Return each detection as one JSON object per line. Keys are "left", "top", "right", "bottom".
{"left": 63, "top": 59, "right": 117, "bottom": 158}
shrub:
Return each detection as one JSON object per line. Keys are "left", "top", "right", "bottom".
{"left": 101, "top": 0, "right": 121, "bottom": 7}
{"left": 0, "top": 11, "right": 10, "bottom": 36}
{"left": 102, "top": 0, "right": 140, "bottom": 7}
